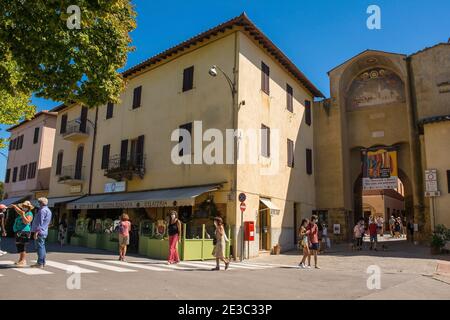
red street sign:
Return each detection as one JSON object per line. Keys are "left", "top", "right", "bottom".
{"left": 240, "top": 202, "right": 246, "bottom": 212}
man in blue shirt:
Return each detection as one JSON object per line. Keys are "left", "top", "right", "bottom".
{"left": 31, "top": 197, "right": 52, "bottom": 268}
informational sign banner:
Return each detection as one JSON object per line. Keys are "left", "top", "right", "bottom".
{"left": 362, "top": 147, "right": 398, "bottom": 190}
{"left": 424, "top": 169, "right": 438, "bottom": 193}
{"left": 104, "top": 181, "right": 127, "bottom": 193}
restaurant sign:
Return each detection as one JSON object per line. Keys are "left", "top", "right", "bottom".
{"left": 68, "top": 198, "right": 195, "bottom": 210}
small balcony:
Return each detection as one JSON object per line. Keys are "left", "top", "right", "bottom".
{"left": 104, "top": 153, "right": 146, "bottom": 181}
{"left": 58, "top": 165, "right": 85, "bottom": 185}
{"left": 61, "top": 120, "right": 90, "bottom": 141}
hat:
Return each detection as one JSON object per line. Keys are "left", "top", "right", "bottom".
{"left": 0, "top": 204, "right": 7, "bottom": 210}
{"left": 19, "top": 201, "right": 34, "bottom": 211}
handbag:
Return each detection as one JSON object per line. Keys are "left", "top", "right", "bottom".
{"left": 16, "top": 231, "right": 31, "bottom": 242}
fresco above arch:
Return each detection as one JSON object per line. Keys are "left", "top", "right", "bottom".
{"left": 346, "top": 68, "right": 405, "bottom": 110}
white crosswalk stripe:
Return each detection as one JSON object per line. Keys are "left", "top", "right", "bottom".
{"left": 36, "top": 260, "right": 98, "bottom": 274}
{"left": 181, "top": 261, "right": 267, "bottom": 270}
{"left": 69, "top": 260, "right": 137, "bottom": 273}
{"left": 103, "top": 260, "right": 173, "bottom": 272}
{"left": 0, "top": 261, "right": 53, "bottom": 275}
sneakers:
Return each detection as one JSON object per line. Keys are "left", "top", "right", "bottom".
{"left": 225, "top": 262, "right": 230, "bottom": 270}
{"left": 0, "top": 250, "right": 7, "bottom": 256}
{"left": 30, "top": 263, "right": 44, "bottom": 269}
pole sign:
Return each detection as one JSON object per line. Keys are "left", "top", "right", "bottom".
{"left": 425, "top": 169, "right": 440, "bottom": 197}
{"left": 240, "top": 202, "right": 246, "bottom": 212}
{"left": 238, "top": 193, "right": 246, "bottom": 202}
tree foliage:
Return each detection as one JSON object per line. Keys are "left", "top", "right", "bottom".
{"left": 0, "top": 0, "right": 137, "bottom": 143}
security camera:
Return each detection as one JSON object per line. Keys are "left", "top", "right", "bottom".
{"left": 208, "top": 66, "right": 218, "bottom": 77}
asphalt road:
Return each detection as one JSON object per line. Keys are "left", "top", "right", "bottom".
{"left": 0, "top": 237, "right": 449, "bottom": 300}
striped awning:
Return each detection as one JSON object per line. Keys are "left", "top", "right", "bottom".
{"left": 67, "top": 184, "right": 221, "bottom": 210}
{"left": 0, "top": 196, "right": 29, "bottom": 207}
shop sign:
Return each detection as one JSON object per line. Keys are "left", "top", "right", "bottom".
{"left": 104, "top": 181, "right": 126, "bottom": 193}
{"left": 70, "top": 185, "right": 82, "bottom": 194}
{"left": 69, "top": 198, "right": 194, "bottom": 210}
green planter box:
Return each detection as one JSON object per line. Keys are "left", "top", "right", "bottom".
{"left": 70, "top": 236, "right": 86, "bottom": 247}
{"left": 87, "top": 233, "right": 101, "bottom": 249}
{"left": 104, "top": 239, "right": 119, "bottom": 253}
{"left": 47, "top": 229, "right": 58, "bottom": 243}
{"left": 146, "top": 238, "right": 169, "bottom": 260}
{"left": 139, "top": 236, "right": 149, "bottom": 256}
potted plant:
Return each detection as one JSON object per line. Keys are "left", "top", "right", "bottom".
{"left": 431, "top": 232, "right": 445, "bottom": 255}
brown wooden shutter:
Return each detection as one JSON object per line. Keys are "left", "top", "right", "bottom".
{"left": 12, "top": 167, "right": 18, "bottom": 182}
{"left": 101, "top": 145, "right": 110, "bottom": 170}
{"left": 447, "top": 170, "right": 450, "bottom": 193}
{"left": 56, "top": 152, "right": 64, "bottom": 175}
{"left": 33, "top": 127, "right": 40, "bottom": 144}
{"left": 261, "top": 62, "right": 270, "bottom": 94}
{"left": 287, "top": 84, "right": 293, "bottom": 112}
{"left": 79, "top": 106, "right": 88, "bottom": 133}
{"left": 136, "top": 135, "right": 145, "bottom": 167}
{"left": 133, "top": 86, "right": 142, "bottom": 109}
{"left": 5, "top": 169, "right": 11, "bottom": 183}
{"left": 120, "top": 139, "right": 129, "bottom": 167}
{"left": 106, "top": 102, "right": 114, "bottom": 119}
{"left": 60, "top": 114, "right": 68, "bottom": 134}
{"left": 305, "top": 100, "right": 312, "bottom": 126}
{"left": 75, "top": 145, "right": 84, "bottom": 180}
{"left": 306, "top": 148, "right": 313, "bottom": 175}
{"left": 183, "top": 66, "right": 194, "bottom": 92}
{"left": 287, "top": 139, "right": 294, "bottom": 167}
{"left": 261, "top": 124, "right": 270, "bottom": 157}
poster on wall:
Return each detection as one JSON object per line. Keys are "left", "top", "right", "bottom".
{"left": 362, "top": 147, "right": 398, "bottom": 190}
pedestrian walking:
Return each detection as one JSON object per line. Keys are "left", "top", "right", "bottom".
{"left": 359, "top": 219, "right": 366, "bottom": 250}
{"left": 321, "top": 223, "right": 330, "bottom": 252}
{"left": 11, "top": 202, "right": 34, "bottom": 267}
{"left": 167, "top": 210, "right": 182, "bottom": 264}
{"left": 389, "top": 215, "right": 395, "bottom": 237}
{"left": 118, "top": 213, "right": 131, "bottom": 262}
{"left": 394, "top": 218, "right": 401, "bottom": 238}
{"left": 306, "top": 215, "right": 320, "bottom": 269}
{"left": 298, "top": 219, "right": 310, "bottom": 269}
{"left": 0, "top": 204, "right": 7, "bottom": 256}
{"left": 30, "top": 198, "right": 52, "bottom": 268}
{"left": 353, "top": 221, "right": 362, "bottom": 250}
{"left": 376, "top": 216, "right": 384, "bottom": 236}
{"left": 369, "top": 217, "right": 378, "bottom": 251}
{"left": 58, "top": 219, "right": 67, "bottom": 247}
{"left": 407, "top": 219, "right": 414, "bottom": 242}
{"left": 211, "top": 217, "right": 230, "bottom": 271}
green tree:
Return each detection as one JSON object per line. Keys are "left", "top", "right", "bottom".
{"left": 0, "top": 181, "right": 4, "bottom": 200}
{"left": 0, "top": 0, "right": 137, "bottom": 145}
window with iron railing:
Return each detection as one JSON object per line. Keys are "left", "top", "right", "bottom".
{"left": 58, "top": 165, "right": 85, "bottom": 182}
{"left": 61, "top": 120, "right": 90, "bottom": 136}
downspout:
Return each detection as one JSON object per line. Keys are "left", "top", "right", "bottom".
{"left": 405, "top": 56, "right": 425, "bottom": 235}
{"left": 88, "top": 107, "right": 99, "bottom": 195}
{"left": 232, "top": 30, "right": 239, "bottom": 260}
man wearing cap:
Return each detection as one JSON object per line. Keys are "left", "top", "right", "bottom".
{"left": 0, "top": 204, "right": 7, "bottom": 256}
{"left": 31, "top": 197, "right": 52, "bottom": 268}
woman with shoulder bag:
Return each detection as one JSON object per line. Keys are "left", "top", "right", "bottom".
{"left": 11, "top": 201, "right": 34, "bottom": 267}
{"left": 298, "top": 219, "right": 311, "bottom": 269}
{"left": 211, "top": 217, "right": 230, "bottom": 271}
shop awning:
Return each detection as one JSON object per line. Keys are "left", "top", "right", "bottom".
{"left": 47, "top": 196, "right": 83, "bottom": 208}
{"left": 0, "top": 196, "right": 29, "bottom": 207}
{"left": 259, "top": 198, "right": 280, "bottom": 216}
{"left": 66, "top": 184, "right": 221, "bottom": 210}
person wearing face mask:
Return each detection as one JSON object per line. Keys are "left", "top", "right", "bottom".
{"left": 211, "top": 217, "right": 230, "bottom": 271}
{"left": 0, "top": 204, "right": 7, "bottom": 256}
{"left": 167, "top": 210, "right": 182, "bottom": 264}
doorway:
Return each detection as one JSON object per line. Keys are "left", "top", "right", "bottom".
{"left": 258, "top": 202, "right": 271, "bottom": 251}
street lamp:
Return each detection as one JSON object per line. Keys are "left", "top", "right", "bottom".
{"left": 208, "top": 65, "right": 244, "bottom": 261}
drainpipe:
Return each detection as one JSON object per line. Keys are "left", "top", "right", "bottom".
{"left": 88, "top": 107, "right": 99, "bottom": 195}
{"left": 405, "top": 56, "right": 425, "bottom": 236}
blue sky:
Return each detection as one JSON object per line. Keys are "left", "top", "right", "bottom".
{"left": 1, "top": 0, "right": 450, "bottom": 181}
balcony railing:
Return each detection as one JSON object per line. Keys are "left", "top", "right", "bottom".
{"left": 61, "top": 120, "right": 90, "bottom": 140}
{"left": 104, "top": 153, "right": 146, "bottom": 181}
{"left": 58, "top": 165, "right": 85, "bottom": 185}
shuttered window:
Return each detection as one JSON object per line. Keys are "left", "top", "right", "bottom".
{"left": 12, "top": 167, "right": 18, "bottom": 182}
{"left": 79, "top": 106, "right": 88, "bottom": 133}
{"left": 101, "top": 145, "right": 111, "bottom": 170}
{"left": 28, "top": 162, "right": 37, "bottom": 179}
{"left": 287, "top": 139, "right": 294, "bottom": 168}
{"left": 19, "top": 165, "right": 28, "bottom": 181}
{"left": 56, "top": 152, "right": 64, "bottom": 175}
{"left": 136, "top": 135, "right": 145, "bottom": 167}
{"left": 74, "top": 145, "right": 84, "bottom": 180}
{"left": 5, "top": 169, "right": 11, "bottom": 183}
{"left": 183, "top": 66, "right": 194, "bottom": 92}
{"left": 306, "top": 148, "right": 313, "bottom": 175}
{"left": 261, "top": 124, "right": 270, "bottom": 157}
{"left": 132, "top": 86, "right": 142, "bottom": 109}
{"left": 447, "top": 170, "right": 450, "bottom": 193}
{"left": 261, "top": 62, "right": 270, "bottom": 94}
{"left": 305, "top": 100, "right": 312, "bottom": 126}
{"left": 60, "top": 114, "right": 68, "bottom": 134}
{"left": 179, "top": 123, "right": 193, "bottom": 156}
{"left": 120, "top": 139, "right": 129, "bottom": 167}
{"left": 106, "top": 102, "right": 114, "bottom": 119}
{"left": 33, "top": 127, "right": 40, "bottom": 144}
{"left": 287, "top": 84, "right": 293, "bottom": 112}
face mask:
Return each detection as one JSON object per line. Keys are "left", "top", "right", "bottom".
{"left": 171, "top": 215, "right": 175, "bottom": 219}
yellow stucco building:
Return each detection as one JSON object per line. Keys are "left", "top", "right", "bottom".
{"left": 314, "top": 41, "right": 450, "bottom": 241}
{"left": 47, "top": 14, "right": 323, "bottom": 258}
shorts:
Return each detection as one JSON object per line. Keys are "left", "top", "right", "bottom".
{"left": 370, "top": 235, "right": 377, "bottom": 242}
{"left": 118, "top": 235, "right": 130, "bottom": 246}
{"left": 309, "top": 243, "right": 319, "bottom": 251}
